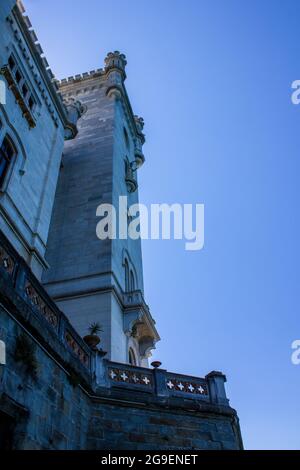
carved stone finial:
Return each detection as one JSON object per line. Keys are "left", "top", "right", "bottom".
{"left": 104, "top": 51, "right": 127, "bottom": 81}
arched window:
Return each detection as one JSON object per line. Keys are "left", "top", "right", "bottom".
{"left": 124, "top": 127, "right": 130, "bottom": 150}
{"left": 129, "top": 348, "right": 137, "bottom": 366}
{"left": 130, "top": 270, "right": 135, "bottom": 292}
{"left": 124, "top": 158, "right": 129, "bottom": 177}
{"left": 0, "top": 135, "right": 16, "bottom": 187}
{"left": 124, "top": 259, "right": 129, "bottom": 292}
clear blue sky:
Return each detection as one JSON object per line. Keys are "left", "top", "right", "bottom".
{"left": 25, "top": 0, "right": 300, "bottom": 449}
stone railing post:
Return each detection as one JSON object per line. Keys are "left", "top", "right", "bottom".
{"left": 94, "top": 354, "right": 110, "bottom": 388}
{"left": 205, "top": 371, "right": 229, "bottom": 406}
{"left": 153, "top": 368, "right": 169, "bottom": 398}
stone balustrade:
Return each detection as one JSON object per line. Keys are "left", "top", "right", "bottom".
{"left": 0, "top": 230, "right": 93, "bottom": 372}
{"left": 95, "top": 358, "right": 229, "bottom": 406}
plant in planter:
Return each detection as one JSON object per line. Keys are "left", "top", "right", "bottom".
{"left": 83, "top": 322, "right": 103, "bottom": 350}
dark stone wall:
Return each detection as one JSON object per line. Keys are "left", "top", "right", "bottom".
{"left": 0, "top": 304, "right": 91, "bottom": 450}
{"left": 88, "top": 402, "right": 241, "bottom": 450}
{"left": 0, "top": 299, "right": 242, "bottom": 450}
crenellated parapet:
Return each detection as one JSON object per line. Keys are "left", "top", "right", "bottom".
{"left": 54, "top": 69, "right": 105, "bottom": 87}
{"left": 56, "top": 52, "right": 147, "bottom": 165}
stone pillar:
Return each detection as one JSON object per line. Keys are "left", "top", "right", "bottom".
{"left": 153, "top": 368, "right": 169, "bottom": 398}
{"left": 94, "top": 353, "right": 110, "bottom": 388}
{"left": 205, "top": 370, "right": 229, "bottom": 406}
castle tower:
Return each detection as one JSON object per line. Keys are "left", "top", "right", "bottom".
{"left": 42, "top": 52, "right": 159, "bottom": 366}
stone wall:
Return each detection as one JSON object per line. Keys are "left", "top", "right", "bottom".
{"left": 0, "top": 306, "right": 90, "bottom": 450}
{"left": 88, "top": 401, "right": 240, "bottom": 450}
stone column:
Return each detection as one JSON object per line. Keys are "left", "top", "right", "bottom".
{"left": 153, "top": 368, "right": 169, "bottom": 398}
{"left": 205, "top": 370, "right": 229, "bottom": 406}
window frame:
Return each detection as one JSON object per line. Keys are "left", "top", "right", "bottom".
{"left": 0, "top": 135, "right": 17, "bottom": 188}
{"left": 7, "top": 52, "right": 39, "bottom": 116}
{"left": 129, "top": 347, "right": 137, "bottom": 366}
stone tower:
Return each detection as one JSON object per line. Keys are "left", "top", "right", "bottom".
{"left": 43, "top": 52, "right": 160, "bottom": 366}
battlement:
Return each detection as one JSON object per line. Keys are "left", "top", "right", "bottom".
{"left": 7, "top": 1, "right": 76, "bottom": 136}
{"left": 54, "top": 69, "right": 105, "bottom": 87}
{"left": 15, "top": 0, "right": 55, "bottom": 82}
{"left": 55, "top": 50, "right": 128, "bottom": 87}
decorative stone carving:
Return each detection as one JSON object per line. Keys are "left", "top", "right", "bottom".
{"left": 166, "top": 376, "right": 209, "bottom": 396}
{"left": 63, "top": 97, "right": 86, "bottom": 140}
{"left": 139, "top": 336, "right": 156, "bottom": 359}
{"left": 25, "top": 282, "right": 59, "bottom": 329}
{"left": 108, "top": 367, "right": 153, "bottom": 388}
{"left": 134, "top": 116, "right": 145, "bottom": 134}
{"left": 65, "top": 331, "right": 90, "bottom": 367}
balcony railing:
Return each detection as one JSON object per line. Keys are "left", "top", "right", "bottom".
{"left": 100, "top": 360, "right": 228, "bottom": 405}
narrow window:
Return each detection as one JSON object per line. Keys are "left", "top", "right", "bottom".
{"left": 124, "top": 127, "right": 130, "bottom": 150}
{"left": 130, "top": 270, "right": 135, "bottom": 292}
{"left": 129, "top": 348, "right": 137, "bottom": 366}
{"left": 8, "top": 55, "right": 15, "bottom": 71}
{"left": 28, "top": 95, "right": 35, "bottom": 110}
{"left": 22, "top": 83, "right": 28, "bottom": 99}
{"left": 0, "top": 136, "right": 16, "bottom": 187}
{"left": 15, "top": 69, "right": 22, "bottom": 84}
{"left": 124, "top": 259, "right": 129, "bottom": 292}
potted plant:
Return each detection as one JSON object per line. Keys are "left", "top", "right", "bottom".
{"left": 83, "top": 322, "right": 103, "bottom": 349}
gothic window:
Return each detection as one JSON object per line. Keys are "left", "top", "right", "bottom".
{"left": 0, "top": 136, "right": 16, "bottom": 187}
{"left": 15, "top": 69, "right": 22, "bottom": 85}
{"left": 22, "top": 83, "right": 28, "bottom": 99}
{"left": 7, "top": 54, "right": 36, "bottom": 113}
{"left": 8, "top": 55, "right": 15, "bottom": 71}
{"left": 124, "top": 259, "right": 129, "bottom": 292}
{"left": 129, "top": 348, "right": 137, "bottom": 366}
{"left": 124, "top": 158, "right": 129, "bottom": 176}
{"left": 130, "top": 270, "right": 135, "bottom": 292}
{"left": 124, "top": 127, "right": 130, "bottom": 150}
{"left": 28, "top": 95, "right": 35, "bottom": 111}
